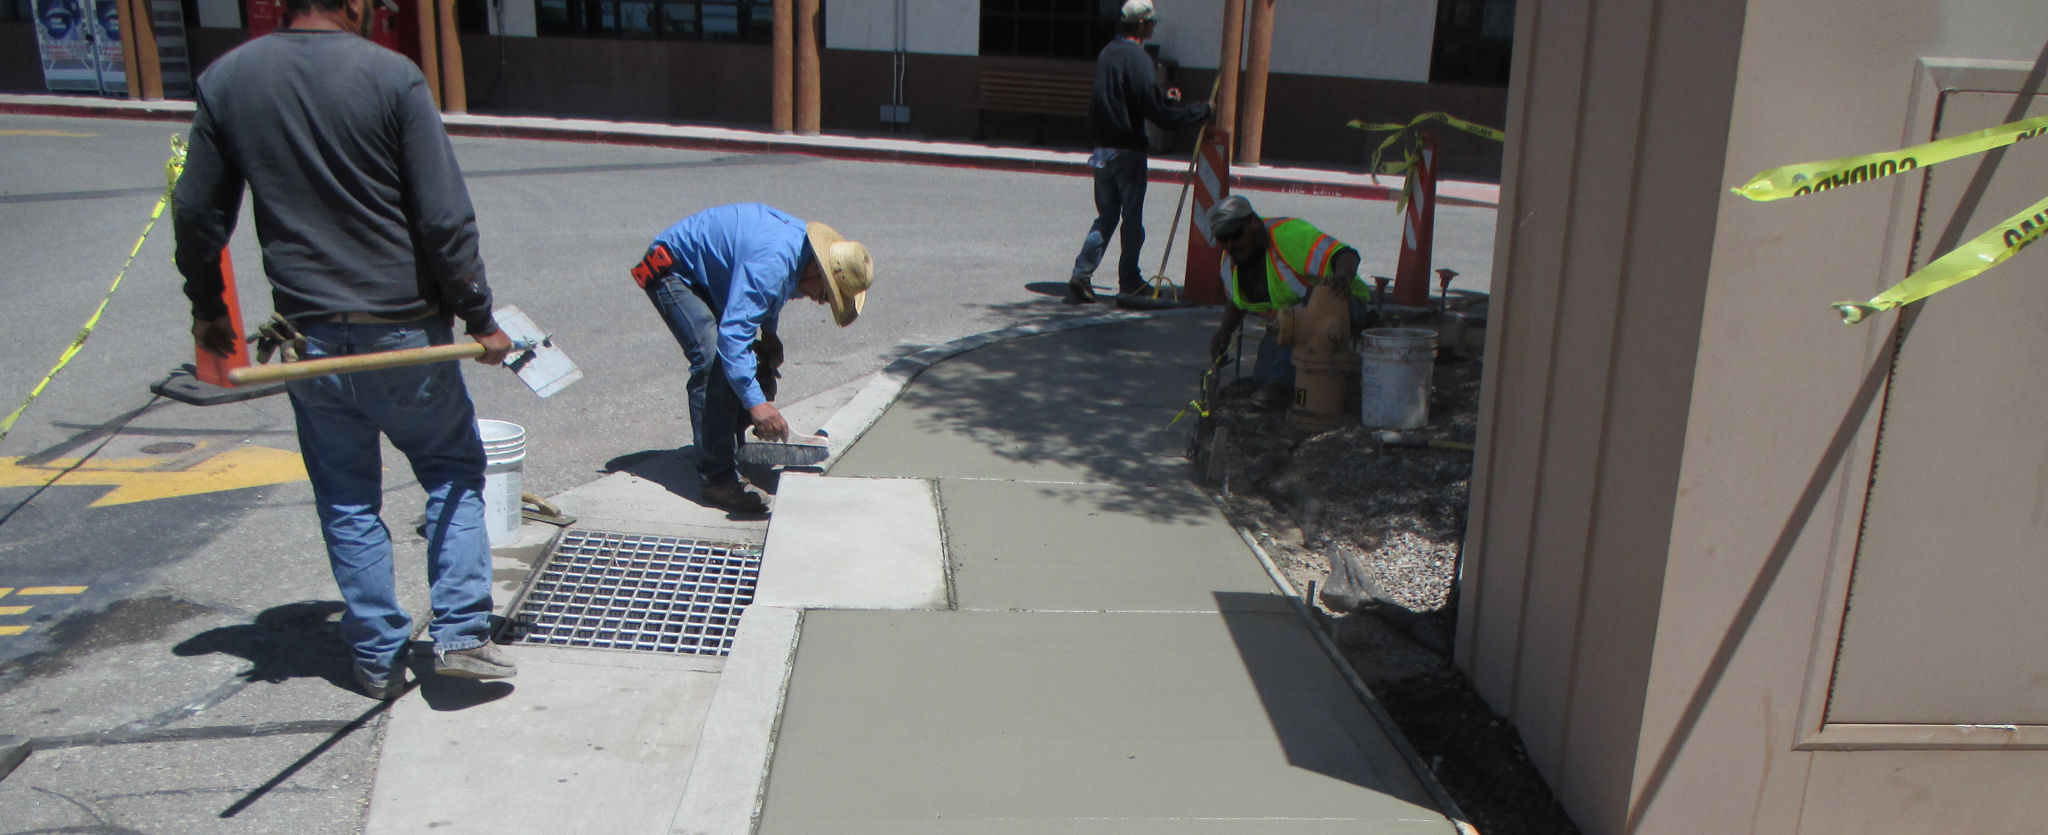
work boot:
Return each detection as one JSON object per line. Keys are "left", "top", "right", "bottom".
{"left": 354, "top": 663, "right": 406, "bottom": 700}
{"left": 701, "top": 478, "right": 770, "bottom": 514}
{"left": 1250, "top": 383, "right": 1290, "bottom": 412}
{"left": 1068, "top": 277, "right": 1100, "bottom": 303}
{"left": 433, "top": 640, "right": 517, "bottom": 680}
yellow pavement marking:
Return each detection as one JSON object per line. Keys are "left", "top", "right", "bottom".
{"left": 0, "top": 588, "right": 9, "bottom": 599}
{"left": 0, "top": 606, "right": 28, "bottom": 616}
{"left": 0, "top": 626, "right": 27, "bottom": 636}
{"left": 18, "top": 586, "right": 86, "bottom": 595}
{"left": 0, "top": 446, "right": 307, "bottom": 507}
{"left": 0, "top": 129, "right": 97, "bottom": 137}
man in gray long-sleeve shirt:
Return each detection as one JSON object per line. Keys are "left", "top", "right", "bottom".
{"left": 1067, "top": 0, "right": 1212, "bottom": 305}
{"left": 173, "top": 0, "right": 517, "bottom": 699}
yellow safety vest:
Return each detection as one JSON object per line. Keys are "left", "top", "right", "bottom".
{"left": 1221, "top": 217, "right": 1367, "bottom": 313}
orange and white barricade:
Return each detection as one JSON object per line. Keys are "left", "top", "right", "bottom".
{"left": 1183, "top": 127, "right": 1232, "bottom": 304}
{"left": 1391, "top": 130, "right": 1440, "bottom": 308}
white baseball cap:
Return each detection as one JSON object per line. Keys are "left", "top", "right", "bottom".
{"left": 1120, "top": 0, "right": 1157, "bottom": 23}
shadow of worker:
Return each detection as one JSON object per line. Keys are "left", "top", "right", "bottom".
{"left": 172, "top": 600, "right": 356, "bottom": 692}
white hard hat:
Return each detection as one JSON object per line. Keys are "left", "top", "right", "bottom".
{"left": 1120, "top": 0, "right": 1157, "bottom": 23}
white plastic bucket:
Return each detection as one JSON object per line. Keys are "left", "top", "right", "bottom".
{"left": 1358, "top": 328, "right": 1437, "bottom": 429}
{"left": 476, "top": 419, "right": 526, "bottom": 547}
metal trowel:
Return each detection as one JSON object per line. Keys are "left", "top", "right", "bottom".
{"left": 227, "top": 305, "right": 582, "bottom": 397}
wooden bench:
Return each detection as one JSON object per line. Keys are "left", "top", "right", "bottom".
{"left": 976, "top": 70, "right": 1093, "bottom": 142}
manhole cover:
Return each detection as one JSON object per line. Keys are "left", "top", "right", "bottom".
{"left": 141, "top": 442, "right": 197, "bottom": 455}
{"left": 503, "top": 530, "right": 760, "bottom": 656}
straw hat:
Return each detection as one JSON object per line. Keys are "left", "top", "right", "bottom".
{"left": 805, "top": 222, "right": 873, "bottom": 327}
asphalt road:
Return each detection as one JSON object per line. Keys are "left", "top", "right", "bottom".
{"left": 0, "top": 110, "right": 1497, "bottom": 832}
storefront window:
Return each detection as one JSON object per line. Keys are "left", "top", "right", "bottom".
{"left": 1431, "top": 0, "right": 1514, "bottom": 85}
{"left": 537, "top": 0, "right": 770, "bottom": 41}
{"left": 980, "top": 0, "right": 1117, "bottom": 59}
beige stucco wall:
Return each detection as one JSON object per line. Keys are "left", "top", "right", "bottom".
{"left": 1460, "top": 0, "right": 2046, "bottom": 832}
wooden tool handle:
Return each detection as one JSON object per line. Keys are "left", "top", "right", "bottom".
{"left": 227, "top": 343, "right": 485, "bottom": 386}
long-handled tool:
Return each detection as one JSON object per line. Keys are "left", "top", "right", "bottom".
{"left": 1143, "top": 78, "right": 1224, "bottom": 302}
{"left": 227, "top": 305, "right": 582, "bottom": 398}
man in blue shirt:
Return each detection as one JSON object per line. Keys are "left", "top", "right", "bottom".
{"left": 632, "top": 204, "right": 874, "bottom": 513}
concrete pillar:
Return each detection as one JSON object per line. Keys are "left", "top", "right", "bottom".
{"left": 1216, "top": 0, "right": 1243, "bottom": 147}
{"left": 772, "top": 0, "right": 793, "bottom": 133}
{"left": 436, "top": 0, "right": 466, "bottom": 112}
{"left": 795, "top": 0, "right": 820, "bottom": 135}
{"left": 1238, "top": 0, "right": 1274, "bottom": 165}
{"left": 416, "top": 0, "right": 442, "bottom": 107}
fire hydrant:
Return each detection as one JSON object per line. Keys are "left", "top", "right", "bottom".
{"left": 1275, "top": 283, "right": 1357, "bottom": 430}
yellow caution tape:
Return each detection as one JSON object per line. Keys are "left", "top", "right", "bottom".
{"left": 1832, "top": 192, "right": 2048, "bottom": 324}
{"left": 1346, "top": 112, "right": 1506, "bottom": 212}
{"left": 1733, "top": 115, "right": 2048, "bottom": 202}
{"left": 0, "top": 136, "right": 187, "bottom": 444}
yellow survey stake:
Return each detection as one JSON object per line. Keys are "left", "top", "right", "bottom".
{"left": 1734, "top": 115, "right": 2048, "bottom": 202}
{"left": 1834, "top": 192, "right": 2048, "bottom": 324}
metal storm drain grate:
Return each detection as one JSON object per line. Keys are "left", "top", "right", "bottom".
{"left": 503, "top": 530, "right": 761, "bottom": 656}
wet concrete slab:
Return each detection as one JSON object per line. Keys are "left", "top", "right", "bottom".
{"left": 938, "top": 478, "right": 1285, "bottom": 614}
{"left": 755, "top": 609, "right": 1449, "bottom": 835}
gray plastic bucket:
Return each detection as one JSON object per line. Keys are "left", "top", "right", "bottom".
{"left": 477, "top": 419, "right": 526, "bottom": 547}
{"left": 1358, "top": 328, "right": 1436, "bottom": 429}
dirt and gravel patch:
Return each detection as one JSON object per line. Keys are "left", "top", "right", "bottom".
{"left": 1195, "top": 353, "right": 1581, "bottom": 835}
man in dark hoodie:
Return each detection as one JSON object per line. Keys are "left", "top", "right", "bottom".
{"left": 173, "top": 0, "right": 517, "bottom": 700}
{"left": 1067, "top": 0, "right": 1213, "bottom": 305}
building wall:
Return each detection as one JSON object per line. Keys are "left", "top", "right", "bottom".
{"left": 1455, "top": 0, "right": 1738, "bottom": 830}
{"left": 1462, "top": 0, "right": 2048, "bottom": 831}
{"left": 0, "top": 2, "right": 1500, "bottom": 176}
{"left": 826, "top": 0, "right": 975, "bottom": 56}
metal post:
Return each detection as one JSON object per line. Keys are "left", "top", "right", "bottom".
{"left": 1239, "top": 0, "right": 1274, "bottom": 165}
{"left": 1216, "top": 0, "right": 1243, "bottom": 144}
{"left": 415, "top": 0, "right": 442, "bottom": 107}
{"left": 795, "top": 0, "right": 820, "bottom": 135}
{"left": 772, "top": 0, "right": 794, "bottom": 133}
{"left": 437, "top": 0, "right": 466, "bottom": 113}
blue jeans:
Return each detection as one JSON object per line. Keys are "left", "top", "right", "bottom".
{"left": 286, "top": 318, "right": 495, "bottom": 679}
{"left": 1070, "top": 149, "right": 1150, "bottom": 294}
{"left": 1251, "top": 293, "right": 1377, "bottom": 390}
{"left": 645, "top": 274, "right": 742, "bottom": 487}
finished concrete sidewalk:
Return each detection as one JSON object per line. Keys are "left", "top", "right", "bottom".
{"left": 673, "top": 313, "right": 1461, "bottom": 833}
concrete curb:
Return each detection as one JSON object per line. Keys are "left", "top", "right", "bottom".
{"left": 0, "top": 95, "right": 1501, "bottom": 207}
{"left": 668, "top": 605, "right": 802, "bottom": 835}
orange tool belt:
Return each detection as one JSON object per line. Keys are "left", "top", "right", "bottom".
{"left": 630, "top": 242, "right": 677, "bottom": 289}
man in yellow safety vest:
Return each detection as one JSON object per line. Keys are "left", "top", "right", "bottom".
{"left": 1205, "top": 195, "right": 1373, "bottom": 410}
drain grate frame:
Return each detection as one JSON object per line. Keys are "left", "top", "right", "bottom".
{"left": 502, "top": 529, "right": 761, "bottom": 657}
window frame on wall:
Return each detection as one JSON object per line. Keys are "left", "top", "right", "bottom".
{"left": 979, "top": 0, "right": 1120, "bottom": 60}
{"left": 535, "top": 0, "right": 772, "bottom": 42}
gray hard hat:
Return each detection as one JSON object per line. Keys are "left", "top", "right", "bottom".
{"left": 1208, "top": 195, "right": 1258, "bottom": 240}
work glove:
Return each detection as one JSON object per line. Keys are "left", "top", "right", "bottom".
{"left": 250, "top": 313, "right": 306, "bottom": 364}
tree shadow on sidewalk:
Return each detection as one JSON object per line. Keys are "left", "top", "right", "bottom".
{"left": 842, "top": 310, "right": 1221, "bottom": 524}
